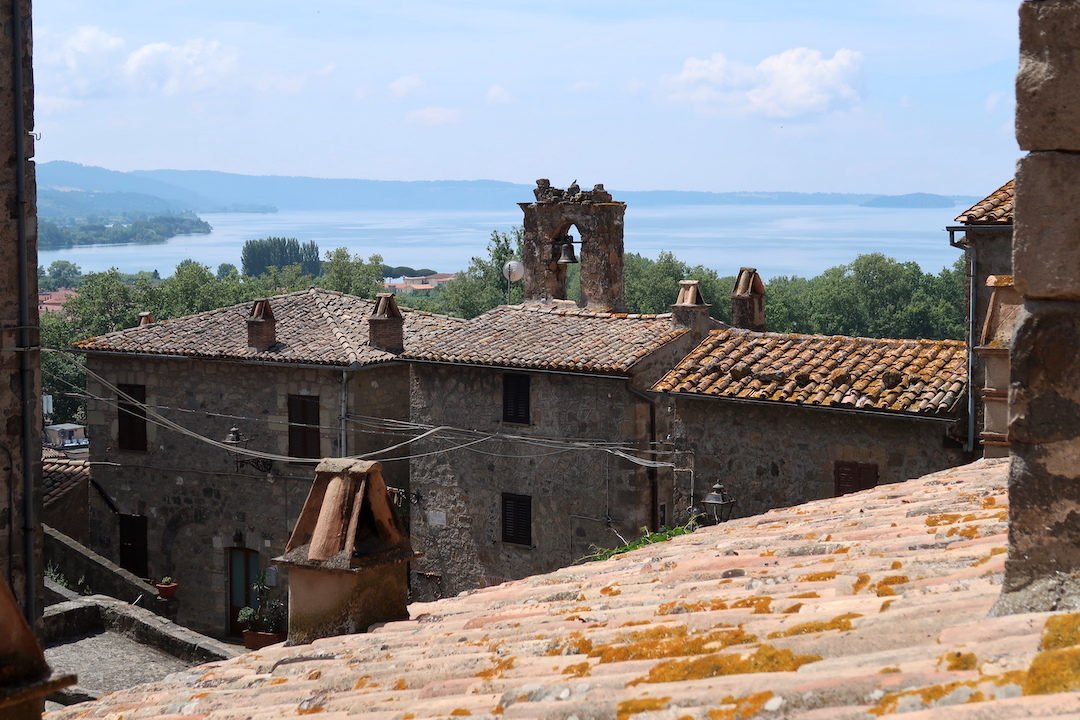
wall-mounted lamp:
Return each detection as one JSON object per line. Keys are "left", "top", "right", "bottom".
{"left": 701, "top": 482, "right": 737, "bottom": 524}
{"left": 222, "top": 426, "right": 273, "bottom": 472}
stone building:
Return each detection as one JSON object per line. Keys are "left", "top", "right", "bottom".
{"left": 401, "top": 181, "right": 720, "bottom": 600}
{"left": 73, "top": 288, "right": 460, "bottom": 633}
{"left": 652, "top": 328, "right": 969, "bottom": 520}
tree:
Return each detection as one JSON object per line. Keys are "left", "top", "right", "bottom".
{"left": 318, "top": 248, "right": 384, "bottom": 299}
{"left": 217, "top": 263, "right": 238, "bottom": 279}
{"left": 40, "top": 311, "right": 85, "bottom": 424}
{"left": 63, "top": 269, "right": 140, "bottom": 337}
{"left": 42, "top": 260, "right": 83, "bottom": 291}
{"left": 440, "top": 228, "right": 523, "bottom": 318}
{"left": 241, "top": 237, "right": 321, "bottom": 277}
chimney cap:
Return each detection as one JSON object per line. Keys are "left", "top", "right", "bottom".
{"left": 674, "top": 279, "right": 709, "bottom": 307}
{"left": 732, "top": 268, "right": 765, "bottom": 297}
{"left": 138, "top": 311, "right": 155, "bottom": 326}
{"left": 250, "top": 298, "right": 275, "bottom": 320}
{"left": 372, "top": 293, "right": 403, "bottom": 319}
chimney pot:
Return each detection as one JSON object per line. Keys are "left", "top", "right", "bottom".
{"left": 247, "top": 298, "right": 277, "bottom": 352}
{"left": 731, "top": 268, "right": 766, "bottom": 331}
{"left": 369, "top": 293, "right": 404, "bottom": 353}
{"left": 138, "top": 311, "right": 155, "bottom": 326}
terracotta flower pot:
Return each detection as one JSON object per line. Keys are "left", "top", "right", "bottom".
{"left": 156, "top": 582, "right": 177, "bottom": 599}
{"left": 243, "top": 629, "right": 286, "bottom": 650}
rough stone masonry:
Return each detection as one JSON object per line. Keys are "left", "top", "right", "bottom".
{"left": 996, "top": 0, "right": 1080, "bottom": 614}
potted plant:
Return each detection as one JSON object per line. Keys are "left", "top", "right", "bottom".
{"left": 238, "top": 572, "right": 287, "bottom": 649}
{"left": 156, "top": 575, "right": 178, "bottom": 599}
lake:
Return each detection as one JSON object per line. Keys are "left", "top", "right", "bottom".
{"left": 37, "top": 204, "right": 965, "bottom": 280}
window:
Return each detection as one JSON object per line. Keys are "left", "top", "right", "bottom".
{"left": 501, "top": 492, "right": 532, "bottom": 546}
{"left": 288, "top": 394, "right": 321, "bottom": 458}
{"left": 227, "top": 547, "right": 260, "bottom": 636}
{"left": 502, "top": 374, "right": 530, "bottom": 424}
{"left": 117, "top": 383, "right": 147, "bottom": 451}
{"left": 834, "top": 461, "right": 878, "bottom": 496}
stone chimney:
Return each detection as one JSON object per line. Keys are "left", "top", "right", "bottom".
{"left": 520, "top": 180, "right": 626, "bottom": 310}
{"left": 730, "top": 268, "right": 766, "bottom": 331}
{"left": 368, "top": 293, "right": 404, "bottom": 353}
{"left": 275, "top": 458, "right": 417, "bottom": 644}
{"left": 671, "top": 279, "right": 713, "bottom": 341}
{"left": 247, "top": 298, "right": 276, "bottom": 352}
{"left": 994, "top": 0, "right": 1080, "bottom": 615}
{"left": 138, "top": 311, "right": 155, "bottom": 326}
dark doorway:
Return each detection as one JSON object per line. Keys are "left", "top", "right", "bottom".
{"left": 228, "top": 547, "right": 260, "bottom": 636}
{"left": 118, "top": 514, "right": 148, "bottom": 578}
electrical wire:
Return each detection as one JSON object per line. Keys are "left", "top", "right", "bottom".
{"left": 46, "top": 348, "right": 676, "bottom": 469}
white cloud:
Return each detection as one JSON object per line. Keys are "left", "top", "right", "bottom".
{"left": 124, "top": 39, "right": 238, "bottom": 96}
{"left": 486, "top": 84, "right": 515, "bottom": 105}
{"left": 665, "top": 48, "right": 863, "bottom": 117}
{"left": 316, "top": 63, "right": 337, "bottom": 76}
{"left": 255, "top": 74, "right": 307, "bottom": 95}
{"left": 389, "top": 74, "right": 422, "bottom": 98}
{"left": 405, "top": 107, "right": 461, "bottom": 126}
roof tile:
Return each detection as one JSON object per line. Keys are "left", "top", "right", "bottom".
{"left": 72, "top": 288, "right": 464, "bottom": 367}
{"left": 652, "top": 328, "right": 966, "bottom": 417}
{"left": 42, "top": 457, "right": 89, "bottom": 506}
{"left": 404, "top": 303, "right": 688, "bottom": 374}
{"left": 956, "top": 179, "right": 1014, "bottom": 225}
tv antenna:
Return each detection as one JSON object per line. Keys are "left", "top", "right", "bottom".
{"left": 502, "top": 260, "right": 524, "bottom": 304}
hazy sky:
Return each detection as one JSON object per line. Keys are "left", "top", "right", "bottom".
{"left": 34, "top": 1, "right": 1020, "bottom": 195}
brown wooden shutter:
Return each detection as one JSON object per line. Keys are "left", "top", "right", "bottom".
{"left": 288, "top": 394, "right": 321, "bottom": 458}
{"left": 503, "top": 374, "right": 530, "bottom": 424}
{"left": 501, "top": 492, "right": 532, "bottom": 545}
{"left": 117, "top": 383, "right": 147, "bottom": 451}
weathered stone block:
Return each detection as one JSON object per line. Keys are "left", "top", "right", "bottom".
{"left": 1008, "top": 301, "right": 1080, "bottom": 444}
{"left": 1017, "top": 0, "right": 1080, "bottom": 151}
{"left": 1013, "top": 152, "right": 1080, "bottom": 300}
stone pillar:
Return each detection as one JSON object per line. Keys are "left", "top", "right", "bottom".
{"left": 0, "top": 0, "right": 38, "bottom": 629}
{"left": 994, "top": 0, "right": 1080, "bottom": 614}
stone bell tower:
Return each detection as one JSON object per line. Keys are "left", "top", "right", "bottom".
{"left": 519, "top": 179, "right": 626, "bottom": 311}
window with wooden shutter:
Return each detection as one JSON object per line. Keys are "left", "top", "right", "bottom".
{"left": 501, "top": 492, "right": 532, "bottom": 545}
{"left": 117, "top": 383, "right": 147, "bottom": 451}
{"left": 503, "top": 373, "right": 530, "bottom": 424}
{"left": 834, "top": 461, "right": 879, "bottom": 496}
{"left": 288, "top": 394, "right": 321, "bottom": 458}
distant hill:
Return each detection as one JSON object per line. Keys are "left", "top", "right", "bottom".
{"left": 37, "top": 162, "right": 980, "bottom": 214}
{"left": 859, "top": 193, "right": 959, "bottom": 209}
{"left": 39, "top": 188, "right": 190, "bottom": 223}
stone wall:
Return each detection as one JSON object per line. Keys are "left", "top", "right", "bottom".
{"left": 83, "top": 354, "right": 410, "bottom": 633}
{"left": 408, "top": 365, "right": 660, "bottom": 600}
{"left": 0, "top": 0, "right": 37, "bottom": 626}
{"left": 668, "top": 397, "right": 965, "bottom": 523}
{"left": 997, "top": 0, "right": 1080, "bottom": 614}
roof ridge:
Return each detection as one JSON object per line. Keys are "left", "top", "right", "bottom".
{"left": 717, "top": 327, "right": 965, "bottom": 348}
{"left": 308, "top": 287, "right": 367, "bottom": 365}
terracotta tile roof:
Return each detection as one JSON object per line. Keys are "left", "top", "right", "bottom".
{"left": 72, "top": 288, "right": 464, "bottom": 367}
{"left": 42, "top": 457, "right": 89, "bottom": 507}
{"left": 404, "top": 303, "right": 689, "bottom": 374}
{"left": 51, "top": 458, "right": 1080, "bottom": 719}
{"left": 652, "top": 329, "right": 966, "bottom": 418}
{"left": 956, "top": 179, "right": 1014, "bottom": 225}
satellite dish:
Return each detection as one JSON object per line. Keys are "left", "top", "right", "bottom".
{"left": 502, "top": 261, "right": 524, "bottom": 282}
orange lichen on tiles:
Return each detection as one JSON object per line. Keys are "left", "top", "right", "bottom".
{"left": 707, "top": 691, "right": 774, "bottom": 720}
{"left": 853, "top": 574, "right": 872, "bottom": 593}
{"left": 834, "top": 546, "right": 850, "bottom": 554}
{"left": 1024, "top": 646, "right": 1080, "bottom": 694}
{"left": 730, "top": 596, "right": 773, "bottom": 614}
{"left": 880, "top": 600, "right": 895, "bottom": 613}
{"left": 1042, "top": 613, "right": 1080, "bottom": 651}
{"left": 476, "top": 657, "right": 516, "bottom": 680}
{"left": 656, "top": 599, "right": 728, "bottom": 615}
{"left": 617, "top": 696, "right": 671, "bottom": 719}
{"left": 926, "top": 514, "right": 963, "bottom": 527}
{"left": 879, "top": 666, "right": 901, "bottom": 674}
{"left": 600, "top": 585, "right": 622, "bottom": 596}
{"left": 981, "top": 496, "right": 998, "bottom": 508}
{"left": 450, "top": 709, "right": 472, "bottom": 716}
{"left": 767, "top": 613, "right": 861, "bottom": 639}
{"left": 891, "top": 561, "right": 903, "bottom": 570}
{"left": 392, "top": 678, "right": 408, "bottom": 690}
{"left": 269, "top": 678, "right": 288, "bottom": 685}
{"left": 545, "top": 632, "right": 593, "bottom": 656}
{"left": 797, "top": 571, "right": 839, "bottom": 582}
{"left": 782, "top": 603, "right": 804, "bottom": 614}
{"left": 562, "top": 661, "right": 592, "bottom": 677}
{"left": 352, "top": 675, "right": 374, "bottom": 689}
{"left": 790, "top": 591, "right": 820, "bottom": 599}
{"left": 629, "top": 644, "right": 822, "bottom": 686}
{"left": 941, "top": 651, "right": 978, "bottom": 671}
{"left": 590, "top": 627, "right": 757, "bottom": 664}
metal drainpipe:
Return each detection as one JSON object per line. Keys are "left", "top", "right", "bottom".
{"left": 12, "top": 0, "right": 35, "bottom": 624}
{"left": 340, "top": 369, "right": 348, "bottom": 457}
{"left": 949, "top": 230, "right": 978, "bottom": 454}
{"left": 627, "top": 384, "right": 659, "bottom": 532}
